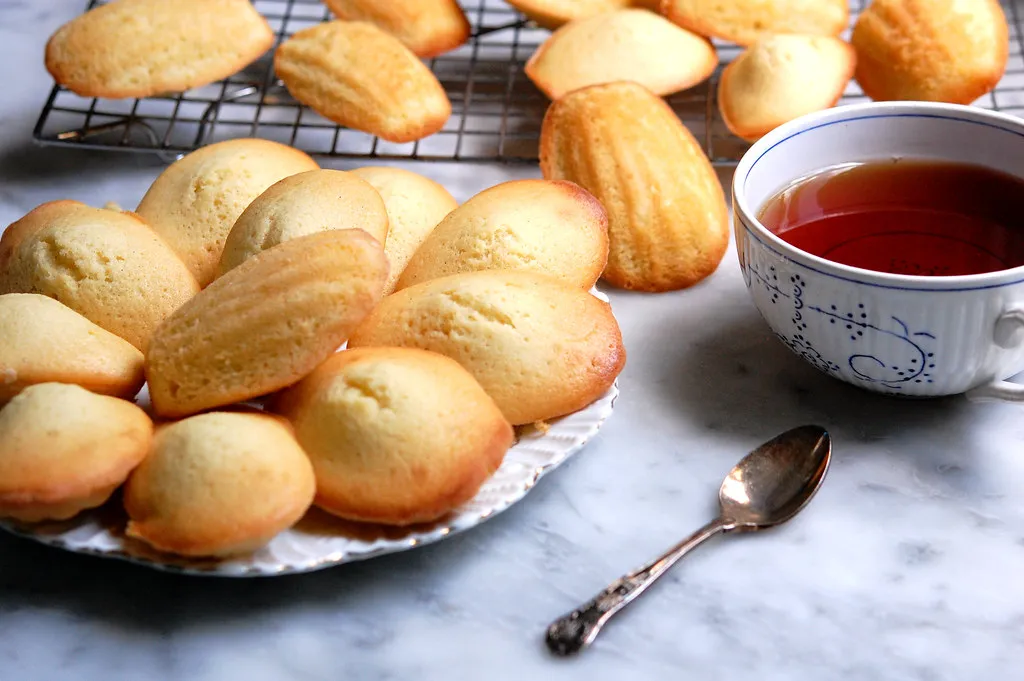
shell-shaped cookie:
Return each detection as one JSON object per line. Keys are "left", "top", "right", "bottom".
{"left": 540, "top": 81, "right": 729, "bottom": 292}
{"left": 1, "top": 201, "right": 200, "bottom": 350}
{"left": 45, "top": 0, "right": 273, "bottom": 99}
{"left": 347, "top": 270, "right": 625, "bottom": 425}
{"left": 136, "top": 138, "right": 320, "bottom": 288}
{"left": 661, "top": 0, "right": 848, "bottom": 46}
{"left": 526, "top": 9, "right": 717, "bottom": 99}
{"left": 506, "top": 0, "right": 631, "bottom": 30}
{"left": 274, "top": 347, "right": 514, "bottom": 526}
{"left": 145, "top": 229, "right": 388, "bottom": 419}
{"left": 0, "top": 383, "right": 152, "bottom": 522}
{"left": 852, "top": 0, "right": 1008, "bottom": 104}
{"left": 351, "top": 167, "right": 458, "bottom": 295}
{"left": 219, "top": 169, "right": 389, "bottom": 275}
{"left": 0, "top": 294, "right": 145, "bottom": 404}
{"left": 322, "top": 0, "right": 470, "bottom": 58}
{"left": 719, "top": 35, "right": 856, "bottom": 142}
{"left": 275, "top": 21, "right": 452, "bottom": 144}
{"left": 124, "top": 412, "right": 315, "bottom": 557}
{"left": 395, "top": 179, "right": 608, "bottom": 291}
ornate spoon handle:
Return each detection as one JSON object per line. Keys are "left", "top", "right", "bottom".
{"left": 545, "top": 518, "right": 727, "bottom": 656}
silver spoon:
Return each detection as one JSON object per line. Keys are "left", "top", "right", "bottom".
{"left": 545, "top": 425, "right": 832, "bottom": 656}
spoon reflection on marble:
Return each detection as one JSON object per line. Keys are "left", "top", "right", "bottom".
{"left": 545, "top": 425, "right": 832, "bottom": 656}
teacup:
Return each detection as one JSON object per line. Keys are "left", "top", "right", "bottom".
{"left": 732, "top": 101, "right": 1024, "bottom": 402}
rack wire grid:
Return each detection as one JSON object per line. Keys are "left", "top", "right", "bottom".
{"left": 32, "top": 0, "right": 1024, "bottom": 166}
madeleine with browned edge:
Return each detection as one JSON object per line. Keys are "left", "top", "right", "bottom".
{"left": 124, "top": 412, "right": 315, "bottom": 557}
{"left": 275, "top": 21, "right": 452, "bottom": 143}
{"left": 506, "top": 0, "right": 631, "bottom": 30}
{"left": 145, "top": 230, "right": 388, "bottom": 419}
{"left": 661, "top": 0, "right": 847, "bottom": 46}
{"left": 395, "top": 179, "right": 608, "bottom": 291}
{"left": 275, "top": 347, "right": 514, "bottom": 526}
{"left": 348, "top": 270, "right": 625, "bottom": 426}
{"left": 540, "top": 81, "right": 729, "bottom": 292}
{"left": 45, "top": 0, "right": 273, "bottom": 99}
{"left": 322, "top": 0, "right": 470, "bottom": 57}
{"left": 852, "top": 0, "right": 1008, "bottom": 105}
{"left": 0, "top": 383, "right": 152, "bottom": 522}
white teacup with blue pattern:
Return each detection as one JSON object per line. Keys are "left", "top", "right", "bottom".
{"left": 733, "top": 102, "right": 1024, "bottom": 401}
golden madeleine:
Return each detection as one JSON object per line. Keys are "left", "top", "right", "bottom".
{"left": 351, "top": 166, "right": 458, "bottom": 294}
{"left": 136, "top": 138, "right": 320, "bottom": 287}
{"left": 526, "top": 9, "right": 717, "bottom": 99}
{"left": 145, "top": 230, "right": 388, "bottom": 419}
{"left": 396, "top": 179, "right": 608, "bottom": 291}
{"left": 44, "top": 0, "right": 273, "bottom": 99}
{"left": 124, "top": 411, "right": 315, "bottom": 557}
{"left": 661, "top": 0, "right": 848, "bottom": 46}
{"left": 720, "top": 35, "right": 856, "bottom": 142}
{"left": 852, "top": 0, "right": 1008, "bottom": 104}
{"left": 275, "top": 347, "right": 514, "bottom": 526}
{"left": 219, "top": 169, "right": 389, "bottom": 275}
{"left": 348, "top": 270, "right": 625, "bottom": 425}
{"left": 0, "top": 383, "right": 152, "bottom": 522}
{"left": 540, "top": 81, "right": 729, "bottom": 292}
{"left": 507, "top": 0, "right": 631, "bottom": 30}
{"left": 1, "top": 201, "right": 200, "bottom": 350}
{"left": 0, "top": 294, "right": 145, "bottom": 404}
{"left": 275, "top": 21, "right": 452, "bottom": 143}
{"left": 322, "top": 0, "right": 470, "bottom": 57}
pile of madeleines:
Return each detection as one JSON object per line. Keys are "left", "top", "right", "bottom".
{"left": 45, "top": 0, "right": 1010, "bottom": 145}
{"left": 0, "top": 141, "right": 632, "bottom": 558}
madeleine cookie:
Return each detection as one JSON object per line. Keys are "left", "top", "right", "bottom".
{"left": 540, "top": 82, "right": 728, "bottom": 292}
{"left": 124, "top": 412, "right": 315, "bottom": 557}
{"left": 0, "top": 294, "right": 144, "bottom": 404}
{"left": 219, "top": 170, "right": 389, "bottom": 275}
{"left": 661, "top": 0, "right": 848, "bottom": 46}
{"left": 136, "top": 139, "right": 319, "bottom": 287}
{"left": 45, "top": 0, "right": 273, "bottom": 99}
{"left": 348, "top": 271, "right": 625, "bottom": 425}
{"left": 852, "top": 0, "right": 1008, "bottom": 104}
{"left": 0, "top": 383, "right": 152, "bottom": 522}
{"left": 275, "top": 348, "right": 513, "bottom": 525}
{"left": 396, "top": 179, "right": 608, "bottom": 291}
{"left": 526, "top": 9, "right": 717, "bottom": 100}
{"left": 351, "top": 167, "right": 458, "bottom": 294}
{"left": 719, "top": 35, "right": 856, "bottom": 142}
{"left": 507, "top": 0, "right": 631, "bottom": 30}
{"left": 275, "top": 21, "right": 451, "bottom": 143}
{"left": 146, "top": 230, "right": 388, "bottom": 419}
{"left": 1, "top": 201, "right": 200, "bottom": 350}
{"left": 322, "top": 0, "right": 470, "bottom": 58}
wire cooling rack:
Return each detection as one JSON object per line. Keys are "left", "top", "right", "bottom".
{"left": 32, "top": 0, "right": 1024, "bottom": 165}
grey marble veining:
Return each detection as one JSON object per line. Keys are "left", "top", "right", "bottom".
{"left": 2, "top": 2, "right": 1024, "bottom": 680}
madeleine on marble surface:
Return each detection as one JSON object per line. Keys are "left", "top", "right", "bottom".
{"left": 0, "top": 293, "right": 145, "bottom": 404}
{"left": 275, "top": 21, "right": 452, "bottom": 143}
{"left": 540, "top": 81, "right": 729, "bottom": 292}
{"left": 506, "top": 0, "right": 631, "bottom": 30}
{"left": 719, "top": 35, "right": 856, "bottom": 142}
{"left": 348, "top": 270, "right": 625, "bottom": 425}
{"left": 526, "top": 9, "right": 717, "bottom": 100}
{"left": 0, "top": 383, "right": 152, "bottom": 523}
{"left": 45, "top": 0, "right": 273, "bottom": 98}
{"left": 219, "top": 169, "right": 389, "bottom": 275}
{"left": 351, "top": 166, "right": 458, "bottom": 294}
{"left": 395, "top": 179, "right": 608, "bottom": 291}
{"left": 136, "top": 138, "right": 320, "bottom": 287}
{"left": 661, "top": 0, "right": 848, "bottom": 46}
{"left": 852, "top": 0, "right": 1008, "bottom": 104}
{"left": 321, "top": 0, "right": 470, "bottom": 57}
{"left": 124, "top": 411, "right": 315, "bottom": 557}
{"left": 0, "top": 200, "right": 200, "bottom": 350}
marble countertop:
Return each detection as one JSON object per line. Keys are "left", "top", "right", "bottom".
{"left": 3, "top": 2, "right": 1024, "bottom": 680}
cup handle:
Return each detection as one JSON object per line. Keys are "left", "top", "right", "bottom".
{"left": 966, "top": 306, "right": 1024, "bottom": 402}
